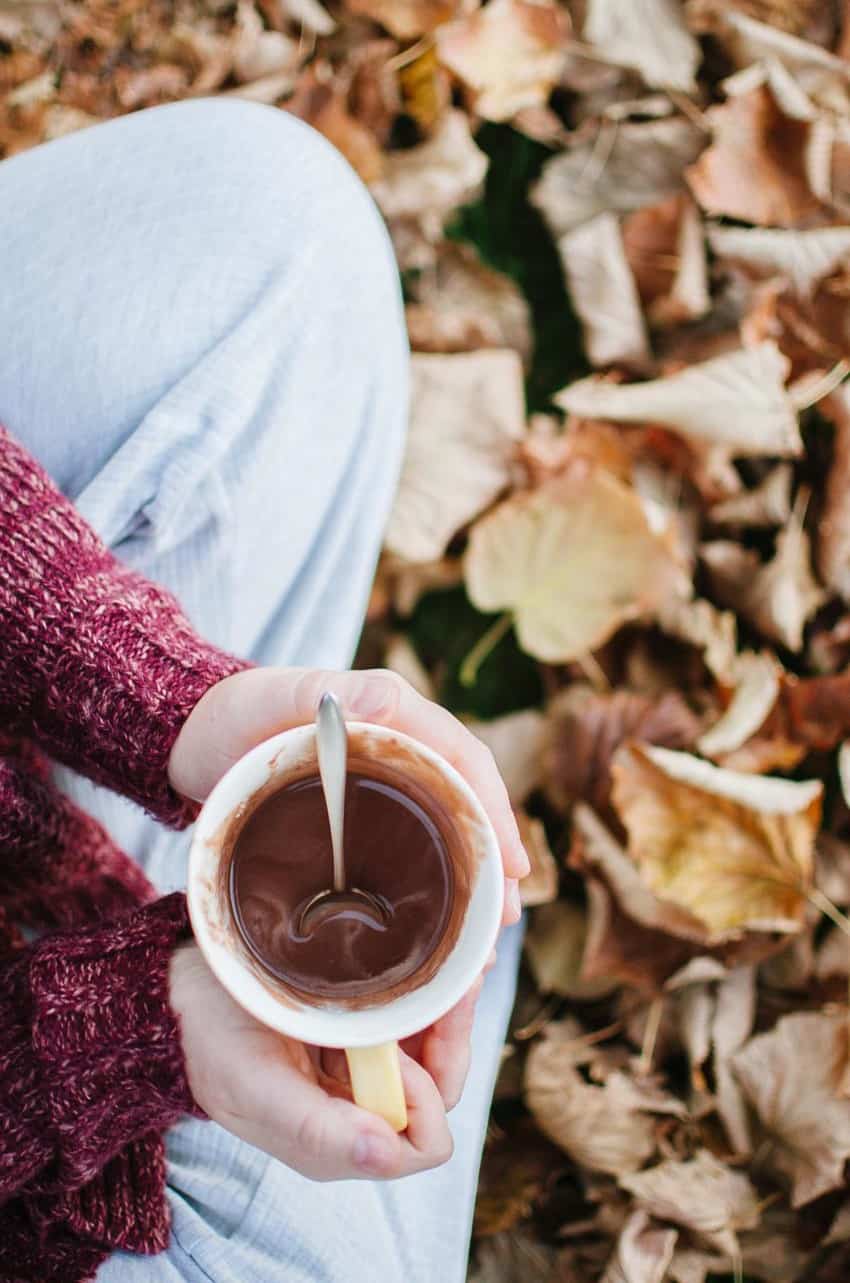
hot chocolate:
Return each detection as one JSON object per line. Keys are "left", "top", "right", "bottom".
{"left": 226, "top": 766, "right": 459, "bottom": 1004}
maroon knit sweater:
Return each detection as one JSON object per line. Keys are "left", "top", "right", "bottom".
{"left": 0, "top": 425, "right": 250, "bottom": 1282}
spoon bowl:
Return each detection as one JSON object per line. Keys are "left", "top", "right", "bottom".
{"left": 297, "top": 886, "right": 389, "bottom": 935}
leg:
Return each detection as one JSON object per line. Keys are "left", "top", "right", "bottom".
{"left": 0, "top": 100, "right": 522, "bottom": 1283}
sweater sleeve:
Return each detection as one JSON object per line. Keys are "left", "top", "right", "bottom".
{"left": 0, "top": 892, "right": 202, "bottom": 1209}
{"left": 0, "top": 425, "right": 250, "bottom": 826}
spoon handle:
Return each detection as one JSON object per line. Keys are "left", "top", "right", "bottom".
{"left": 316, "top": 692, "right": 348, "bottom": 893}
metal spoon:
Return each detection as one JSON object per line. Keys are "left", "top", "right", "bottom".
{"left": 297, "top": 692, "right": 388, "bottom": 933}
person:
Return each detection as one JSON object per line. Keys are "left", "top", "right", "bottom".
{"left": 0, "top": 98, "right": 528, "bottom": 1282}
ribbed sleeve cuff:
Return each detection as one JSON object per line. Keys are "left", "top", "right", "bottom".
{"left": 28, "top": 893, "right": 203, "bottom": 1195}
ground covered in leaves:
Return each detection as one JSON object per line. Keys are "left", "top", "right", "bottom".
{"left": 10, "top": 1, "right": 850, "bottom": 1279}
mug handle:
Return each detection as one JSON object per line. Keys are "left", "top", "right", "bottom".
{"left": 345, "top": 1042, "right": 408, "bottom": 1132}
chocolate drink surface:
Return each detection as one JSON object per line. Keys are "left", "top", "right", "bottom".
{"left": 228, "top": 770, "right": 456, "bottom": 1003}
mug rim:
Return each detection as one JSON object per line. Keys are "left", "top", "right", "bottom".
{"left": 187, "top": 721, "right": 504, "bottom": 1048}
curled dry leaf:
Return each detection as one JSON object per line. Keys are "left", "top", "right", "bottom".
{"left": 282, "top": 0, "right": 336, "bottom": 35}
{"left": 525, "top": 899, "right": 617, "bottom": 998}
{"left": 405, "top": 242, "right": 532, "bottom": 361}
{"left": 583, "top": 0, "right": 701, "bottom": 94}
{"left": 543, "top": 683, "right": 701, "bottom": 815}
{"left": 370, "top": 108, "right": 488, "bottom": 232}
{"left": 600, "top": 1210, "right": 678, "bottom": 1283}
{"left": 701, "top": 498, "right": 826, "bottom": 652}
{"left": 622, "top": 195, "right": 710, "bottom": 329}
{"left": 818, "top": 384, "right": 850, "bottom": 602}
{"left": 516, "top": 811, "right": 559, "bottom": 908}
{"left": 385, "top": 350, "right": 524, "bottom": 563}
{"left": 620, "top": 1149, "right": 760, "bottom": 1256}
{"left": 686, "top": 82, "right": 822, "bottom": 226}
{"left": 719, "top": 10, "right": 850, "bottom": 115}
{"left": 656, "top": 592, "right": 739, "bottom": 685}
{"left": 709, "top": 225, "right": 850, "bottom": 296}
{"left": 464, "top": 708, "right": 546, "bottom": 806}
{"left": 286, "top": 67, "right": 384, "bottom": 182}
{"left": 344, "top": 0, "right": 458, "bottom": 40}
{"left": 712, "top": 964, "right": 756, "bottom": 1154}
{"left": 611, "top": 744, "right": 822, "bottom": 940}
{"left": 733, "top": 1010, "right": 850, "bottom": 1207}
{"left": 708, "top": 462, "right": 793, "bottom": 527}
{"left": 435, "top": 0, "right": 569, "bottom": 123}
{"left": 557, "top": 213, "right": 650, "bottom": 368}
{"left": 234, "top": 1, "right": 298, "bottom": 83}
{"left": 557, "top": 342, "right": 801, "bottom": 457}
{"left": 531, "top": 116, "right": 707, "bottom": 237}
{"left": 526, "top": 1031, "right": 661, "bottom": 1176}
{"left": 464, "top": 464, "right": 684, "bottom": 663}
{"left": 697, "top": 650, "right": 782, "bottom": 757}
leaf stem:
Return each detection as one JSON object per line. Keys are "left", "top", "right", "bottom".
{"left": 637, "top": 997, "right": 664, "bottom": 1077}
{"left": 807, "top": 886, "right": 850, "bottom": 939}
{"left": 459, "top": 612, "right": 513, "bottom": 687}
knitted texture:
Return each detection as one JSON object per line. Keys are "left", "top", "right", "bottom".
{"left": 0, "top": 424, "right": 248, "bottom": 825}
{"left": 0, "top": 426, "right": 252, "bottom": 1281}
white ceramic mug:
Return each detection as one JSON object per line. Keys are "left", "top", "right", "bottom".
{"left": 187, "top": 720, "right": 504, "bottom": 1131}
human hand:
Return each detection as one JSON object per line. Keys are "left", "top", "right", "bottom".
{"left": 169, "top": 666, "right": 530, "bottom": 927}
{"left": 170, "top": 941, "right": 464, "bottom": 1181}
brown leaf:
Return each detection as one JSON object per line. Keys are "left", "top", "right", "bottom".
{"left": 405, "top": 242, "right": 532, "bottom": 360}
{"left": 517, "top": 811, "right": 559, "bottom": 907}
{"left": 818, "top": 384, "right": 850, "bottom": 603}
{"left": 622, "top": 195, "right": 710, "bottom": 329}
{"left": 532, "top": 116, "right": 707, "bottom": 237}
{"left": 686, "top": 83, "right": 822, "bottom": 226}
{"left": 712, "top": 965, "right": 756, "bottom": 1154}
{"left": 385, "top": 350, "right": 524, "bottom": 563}
{"left": 584, "top": 0, "right": 701, "bottom": 94}
{"left": 620, "top": 1149, "right": 760, "bottom": 1255}
{"left": 465, "top": 709, "right": 546, "bottom": 806}
{"left": 709, "top": 225, "right": 850, "bottom": 297}
{"left": 708, "top": 463, "right": 793, "bottom": 527}
{"left": 611, "top": 744, "right": 822, "bottom": 940}
{"left": 702, "top": 499, "right": 826, "bottom": 652}
{"left": 556, "top": 343, "right": 802, "bottom": 457}
{"left": 733, "top": 1010, "right": 850, "bottom": 1206}
{"left": 286, "top": 67, "right": 384, "bottom": 182}
{"left": 656, "top": 593, "right": 740, "bottom": 685}
{"left": 557, "top": 214, "right": 650, "bottom": 368}
{"left": 600, "top": 1211, "right": 678, "bottom": 1283}
{"left": 344, "top": 0, "right": 458, "bottom": 39}
{"left": 474, "top": 1117, "right": 566, "bottom": 1237}
{"left": 464, "top": 465, "right": 685, "bottom": 663}
{"left": 370, "top": 108, "right": 488, "bottom": 229}
{"left": 698, "top": 651, "right": 782, "bottom": 758}
{"left": 543, "top": 684, "right": 701, "bottom": 815}
{"left": 525, "top": 1030, "right": 662, "bottom": 1175}
{"left": 525, "top": 899, "right": 617, "bottom": 998}
{"left": 234, "top": 2, "right": 298, "bottom": 83}
{"left": 435, "top": 0, "right": 569, "bottom": 123}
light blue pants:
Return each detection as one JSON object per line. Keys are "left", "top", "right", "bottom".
{"left": 0, "top": 99, "right": 522, "bottom": 1282}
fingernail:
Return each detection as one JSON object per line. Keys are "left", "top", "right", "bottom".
{"left": 353, "top": 1132, "right": 395, "bottom": 1173}
{"left": 349, "top": 674, "right": 397, "bottom": 720}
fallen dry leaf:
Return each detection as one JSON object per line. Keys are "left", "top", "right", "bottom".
{"left": 370, "top": 107, "right": 488, "bottom": 234}
{"left": 531, "top": 116, "right": 707, "bottom": 236}
{"left": 622, "top": 195, "right": 710, "bottom": 328}
{"left": 600, "top": 1210, "right": 678, "bottom": 1283}
{"left": 383, "top": 633, "right": 436, "bottom": 699}
{"left": 344, "top": 0, "right": 458, "bottom": 40}
{"left": 656, "top": 592, "right": 740, "bottom": 684}
{"left": 583, "top": 0, "right": 701, "bottom": 94}
{"left": 525, "top": 899, "right": 617, "bottom": 998}
{"left": 526, "top": 1030, "right": 662, "bottom": 1175}
{"left": 435, "top": 0, "right": 569, "bottom": 122}
{"left": 708, "top": 224, "right": 850, "bottom": 295}
{"left": 557, "top": 213, "right": 650, "bottom": 368}
{"left": 620, "top": 1149, "right": 760, "bottom": 1255}
{"left": 556, "top": 342, "right": 801, "bottom": 457}
{"left": 611, "top": 744, "right": 822, "bottom": 940}
{"left": 385, "top": 350, "right": 524, "bottom": 563}
{"left": 286, "top": 66, "right": 385, "bottom": 182}
{"left": 404, "top": 241, "right": 532, "bottom": 360}
{"left": 818, "top": 384, "right": 850, "bottom": 602}
{"left": 543, "top": 684, "right": 701, "bottom": 815}
{"left": 733, "top": 1009, "right": 850, "bottom": 1206}
{"left": 464, "top": 464, "right": 684, "bottom": 663}
{"left": 697, "top": 650, "right": 782, "bottom": 757}
{"left": 701, "top": 495, "right": 826, "bottom": 652}
{"left": 719, "top": 10, "right": 850, "bottom": 114}
{"left": 708, "top": 462, "right": 793, "bottom": 527}
{"left": 516, "top": 811, "right": 559, "bottom": 907}
{"left": 712, "top": 964, "right": 756, "bottom": 1154}
{"left": 686, "top": 82, "right": 822, "bottom": 226}
{"left": 465, "top": 708, "right": 546, "bottom": 806}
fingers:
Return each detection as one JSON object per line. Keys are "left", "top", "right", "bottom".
{"left": 417, "top": 974, "right": 483, "bottom": 1110}
{"left": 396, "top": 1051, "right": 454, "bottom": 1168}
{"left": 503, "top": 878, "right": 522, "bottom": 926}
